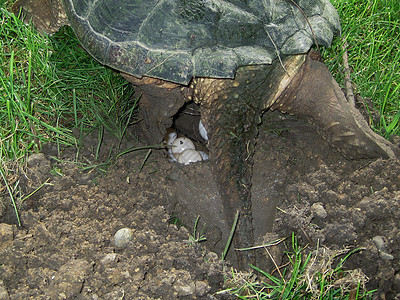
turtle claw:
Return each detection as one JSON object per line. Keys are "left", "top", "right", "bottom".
{"left": 272, "top": 51, "right": 399, "bottom": 159}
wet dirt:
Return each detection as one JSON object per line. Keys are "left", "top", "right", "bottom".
{"left": 0, "top": 110, "right": 399, "bottom": 299}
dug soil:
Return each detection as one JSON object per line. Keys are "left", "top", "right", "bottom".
{"left": 0, "top": 109, "right": 399, "bottom": 299}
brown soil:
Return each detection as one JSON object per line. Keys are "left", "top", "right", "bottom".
{"left": 0, "top": 111, "right": 399, "bottom": 299}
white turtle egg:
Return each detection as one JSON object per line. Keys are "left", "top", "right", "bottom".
{"left": 198, "top": 151, "right": 209, "bottom": 161}
{"left": 166, "top": 130, "right": 177, "bottom": 146}
{"left": 171, "top": 137, "right": 196, "bottom": 156}
{"left": 165, "top": 130, "right": 178, "bottom": 162}
{"left": 198, "top": 120, "right": 208, "bottom": 141}
{"left": 178, "top": 149, "right": 202, "bottom": 165}
{"left": 168, "top": 148, "right": 178, "bottom": 162}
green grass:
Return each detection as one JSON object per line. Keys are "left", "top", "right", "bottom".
{"left": 1, "top": 5, "right": 73, "bottom": 161}
{"left": 325, "top": 0, "right": 400, "bottom": 138}
{"left": 0, "top": 3, "right": 135, "bottom": 164}
{"left": 220, "top": 234, "right": 375, "bottom": 299}
{"left": 50, "top": 26, "right": 137, "bottom": 143}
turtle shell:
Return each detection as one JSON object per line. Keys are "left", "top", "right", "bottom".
{"left": 63, "top": 0, "right": 340, "bottom": 85}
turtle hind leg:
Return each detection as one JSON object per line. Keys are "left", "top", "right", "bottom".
{"left": 272, "top": 51, "right": 399, "bottom": 159}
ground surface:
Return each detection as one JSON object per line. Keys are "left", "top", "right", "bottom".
{"left": 0, "top": 109, "right": 399, "bottom": 299}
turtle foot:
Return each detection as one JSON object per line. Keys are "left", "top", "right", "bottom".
{"left": 12, "top": 0, "right": 68, "bottom": 34}
{"left": 272, "top": 52, "right": 399, "bottom": 159}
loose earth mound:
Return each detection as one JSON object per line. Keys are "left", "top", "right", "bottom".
{"left": 0, "top": 110, "right": 399, "bottom": 299}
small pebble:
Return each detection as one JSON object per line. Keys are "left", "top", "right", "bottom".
{"left": 114, "top": 228, "right": 133, "bottom": 248}
{"left": 100, "top": 253, "right": 118, "bottom": 265}
{"left": 379, "top": 251, "right": 394, "bottom": 261}
{"left": 311, "top": 203, "right": 327, "bottom": 219}
{"left": 372, "top": 235, "right": 393, "bottom": 260}
{"left": 372, "top": 236, "right": 386, "bottom": 251}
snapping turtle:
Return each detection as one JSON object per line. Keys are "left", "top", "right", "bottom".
{"left": 14, "top": 0, "right": 398, "bottom": 265}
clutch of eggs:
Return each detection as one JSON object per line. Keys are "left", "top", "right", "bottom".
{"left": 168, "top": 135, "right": 208, "bottom": 165}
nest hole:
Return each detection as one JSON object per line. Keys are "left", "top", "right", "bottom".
{"left": 171, "top": 101, "right": 208, "bottom": 151}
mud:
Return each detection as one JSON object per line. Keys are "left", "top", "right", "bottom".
{"left": 0, "top": 110, "right": 399, "bottom": 299}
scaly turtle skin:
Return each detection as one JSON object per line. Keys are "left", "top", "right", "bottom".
{"left": 14, "top": 0, "right": 399, "bottom": 266}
